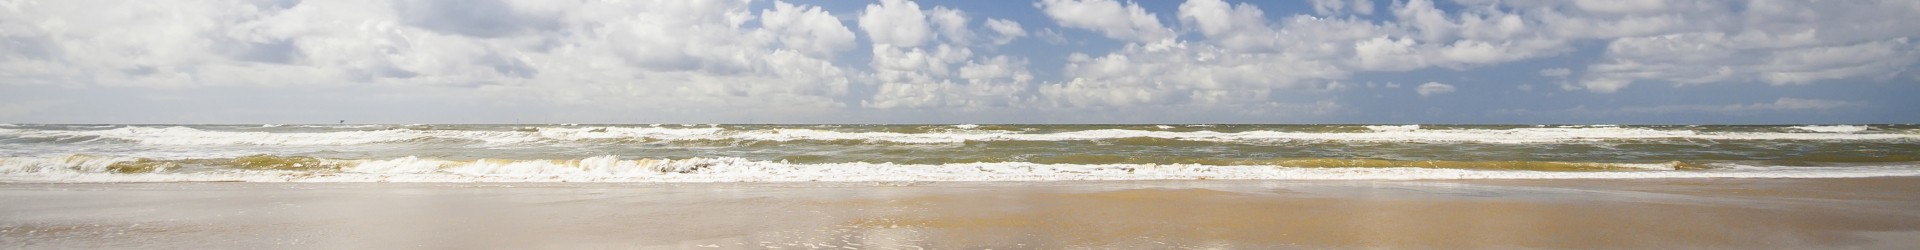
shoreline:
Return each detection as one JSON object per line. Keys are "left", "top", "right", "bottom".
{"left": 5, "top": 177, "right": 1920, "bottom": 248}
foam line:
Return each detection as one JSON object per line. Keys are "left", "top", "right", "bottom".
{"left": 3, "top": 126, "right": 1915, "bottom": 146}
{"left": 5, "top": 155, "right": 1918, "bottom": 183}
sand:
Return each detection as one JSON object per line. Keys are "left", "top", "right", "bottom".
{"left": 4, "top": 178, "right": 1920, "bottom": 249}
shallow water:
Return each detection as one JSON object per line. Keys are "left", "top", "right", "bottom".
{"left": 2, "top": 124, "right": 1917, "bottom": 182}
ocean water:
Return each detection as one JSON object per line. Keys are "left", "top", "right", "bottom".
{"left": 1, "top": 124, "right": 1917, "bottom": 182}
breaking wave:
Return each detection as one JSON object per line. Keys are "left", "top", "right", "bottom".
{"left": 4, "top": 155, "right": 1918, "bottom": 183}
{"left": 2, "top": 125, "right": 1915, "bottom": 146}
{"left": 1791, "top": 125, "right": 1872, "bottom": 133}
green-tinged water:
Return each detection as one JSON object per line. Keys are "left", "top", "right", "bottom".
{"left": 2, "top": 124, "right": 1918, "bottom": 182}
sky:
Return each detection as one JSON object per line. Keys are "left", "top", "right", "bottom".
{"left": 2, "top": 0, "right": 1918, "bottom": 124}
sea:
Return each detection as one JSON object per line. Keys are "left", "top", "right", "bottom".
{"left": 2, "top": 123, "right": 1918, "bottom": 182}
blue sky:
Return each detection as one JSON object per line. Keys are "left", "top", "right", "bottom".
{"left": 2, "top": 0, "right": 1917, "bottom": 124}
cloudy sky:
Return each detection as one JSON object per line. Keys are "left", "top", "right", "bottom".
{"left": 3, "top": 0, "right": 1918, "bottom": 124}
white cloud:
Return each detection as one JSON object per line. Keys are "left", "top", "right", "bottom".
{"left": 858, "top": 2, "right": 1037, "bottom": 110}
{"left": 1539, "top": 68, "right": 1571, "bottom": 78}
{"left": 1353, "top": 37, "right": 1425, "bottom": 71}
{"left": 1038, "top": 77, "right": 1159, "bottom": 108}
{"left": 761, "top": 1, "right": 858, "bottom": 57}
{"left": 1041, "top": 40, "right": 1347, "bottom": 107}
{"left": 1391, "top": 0, "right": 1459, "bottom": 41}
{"left": 857, "top": 0, "right": 929, "bottom": 47}
{"left": 1177, "top": 0, "right": 1278, "bottom": 51}
{"left": 0, "top": 1, "right": 353, "bottom": 88}
{"left": 1035, "top": 0, "right": 1174, "bottom": 42}
{"left": 1494, "top": 97, "right": 1863, "bottom": 118}
{"left": 1583, "top": 34, "right": 1918, "bottom": 92}
{"left": 1310, "top": 0, "right": 1374, "bottom": 16}
{"left": 984, "top": 18, "right": 1026, "bottom": 45}
{"left": 869, "top": 44, "right": 971, "bottom": 84}
{"left": 1416, "top": 82, "right": 1456, "bottom": 96}
{"left": 1033, "top": 1, "right": 1355, "bottom": 109}
{"left": 866, "top": 54, "right": 1031, "bottom": 110}
{"left": 1034, "top": 0, "right": 1576, "bottom": 108}
{"left": 1572, "top": 0, "right": 1669, "bottom": 14}
{"left": 1035, "top": 28, "right": 1069, "bottom": 45}
{"left": 1353, "top": 0, "right": 1376, "bottom": 15}
{"left": 1044, "top": 0, "right": 1920, "bottom": 101}
{"left": 1, "top": 0, "right": 1915, "bottom": 122}
{"left": 927, "top": 7, "right": 971, "bottom": 46}
{"left": 1550, "top": 0, "right": 1920, "bottom": 92}
{"left": 0, "top": 0, "right": 864, "bottom": 114}
{"left": 1614, "top": 97, "right": 1860, "bottom": 114}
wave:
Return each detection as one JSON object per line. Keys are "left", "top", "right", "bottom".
{"left": 0, "top": 126, "right": 725, "bottom": 146}
{"left": 3, "top": 155, "right": 1918, "bottom": 183}
{"left": 1791, "top": 125, "right": 1871, "bottom": 133}
{"left": 1364, "top": 124, "right": 1421, "bottom": 132}
{"left": 3, "top": 125, "right": 1916, "bottom": 146}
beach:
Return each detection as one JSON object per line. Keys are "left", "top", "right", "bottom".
{"left": 8, "top": 0, "right": 1916, "bottom": 247}
{"left": 6, "top": 177, "right": 1919, "bottom": 249}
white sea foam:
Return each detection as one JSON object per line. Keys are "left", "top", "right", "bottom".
{"left": 1364, "top": 124, "right": 1421, "bottom": 132}
{"left": 0, "top": 126, "right": 724, "bottom": 146}
{"left": 952, "top": 124, "right": 980, "bottom": 129}
{"left": 1791, "top": 125, "right": 1871, "bottom": 133}
{"left": 727, "top": 127, "right": 1918, "bottom": 144}
{"left": 0, "top": 126, "right": 432, "bottom": 145}
{"left": 3, "top": 125, "right": 1915, "bottom": 146}
{"left": 3, "top": 155, "right": 1918, "bottom": 183}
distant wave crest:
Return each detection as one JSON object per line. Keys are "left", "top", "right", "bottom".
{"left": 5, "top": 154, "right": 1919, "bottom": 183}
{"left": 4, "top": 125, "right": 1916, "bottom": 147}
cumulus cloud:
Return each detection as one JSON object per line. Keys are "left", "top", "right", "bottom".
{"left": 1031, "top": 0, "right": 1352, "bottom": 108}
{"left": 1036, "top": 0, "right": 1920, "bottom": 107}
{"left": 1613, "top": 98, "right": 1861, "bottom": 115}
{"left": 1035, "top": 0, "right": 1175, "bottom": 42}
{"left": 762, "top": 1, "right": 858, "bottom": 57}
{"left": 1549, "top": 0, "right": 1920, "bottom": 92}
{"left": 984, "top": 18, "right": 1027, "bottom": 45}
{"left": 0, "top": 0, "right": 863, "bottom": 115}
{"left": 857, "top": 0, "right": 930, "bottom": 47}
{"left": 1539, "top": 68, "right": 1571, "bottom": 78}
{"left": 1, "top": 0, "right": 1915, "bottom": 123}
{"left": 926, "top": 7, "right": 972, "bottom": 46}
{"left": 864, "top": 54, "right": 1032, "bottom": 110}
{"left": 1035, "top": 28, "right": 1070, "bottom": 45}
{"left": 1416, "top": 82, "right": 1456, "bottom": 96}
{"left": 860, "top": 1, "right": 1036, "bottom": 110}
{"left": 1035, "top": 0, "right": 1561, "bottom": 108}
{"left": 1310, "top": 0, "right": 1375, "bottom": 16}
{"left": 1497, "top": 97, "right": 1863, "bottom": 118}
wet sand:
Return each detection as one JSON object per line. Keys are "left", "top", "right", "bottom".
{"left": 4, "top": 178, "right": 1920, "bottom": 249}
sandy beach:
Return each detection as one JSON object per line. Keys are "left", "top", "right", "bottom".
{"left": 4, "top": 178, "right": 1920, "bottom": 249}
